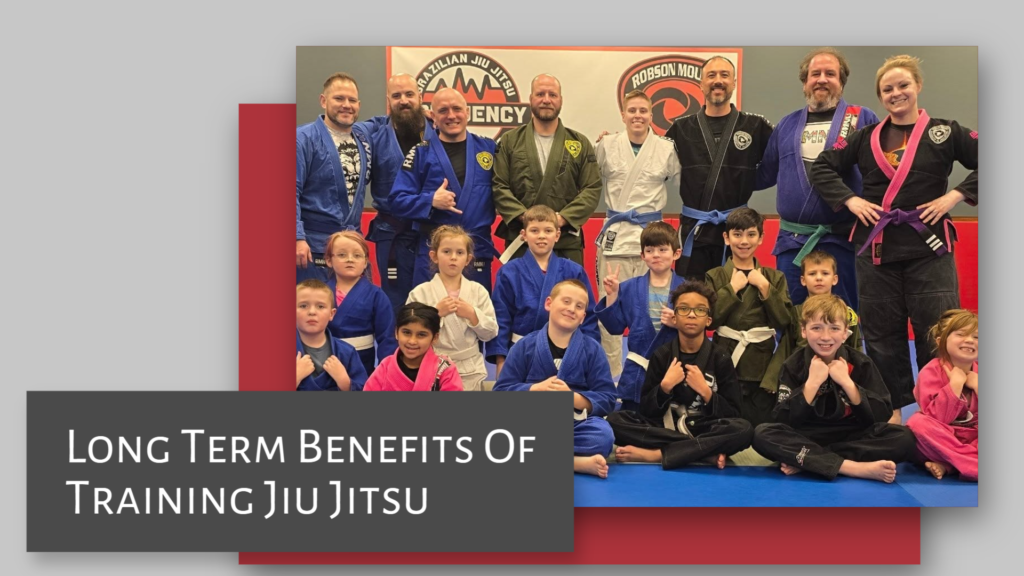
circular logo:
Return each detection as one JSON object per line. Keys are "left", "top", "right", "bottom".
{"left": 415, "top": 51, "right": 530, "bottom": 139}
{"left": 617, "top": 55, "right": 707, "bottom": 136}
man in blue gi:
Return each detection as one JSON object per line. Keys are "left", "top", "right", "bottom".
{"left": 757, "top": 48, "right": 879, "bottom": 309}
{"left": 388, "top": 88, "right": 499, "bottom": 290}
{"left": 296, "top": 72, "right": 372, "bottom": 282}
{"left": 357, "top": 74, "right": 437, "bottom": 314}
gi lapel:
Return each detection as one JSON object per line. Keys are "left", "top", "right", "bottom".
{"left": 537, "top": 121, "right": 567, "bottom": 200}
{"left": 316, "top": 116, "right": 351, "bottom": 211}
{"left": 696, "top": 105, "right": 740, "bottom": 210}
{"left": 428, "top": 130, "right": 475, "bottom": 198}
{"left": 618, "top": 129, "right": 657, "bottom": 207}
{"left": 866, "top": 110, "right": 932, "bottom": 260}
{"left": 558, "top": 327, "right": 588, "bottom": 385}
{"left": 519, "top": 123, "right": 546, "bottom": 208}
{"left": 533, "top": 255, "right": 563, "bottom": 330}
{"left": 332, "top": 276, "right": 367, "bottom": 322}
{"left": 537, "top": 325, "right": 560, "bottom": 378}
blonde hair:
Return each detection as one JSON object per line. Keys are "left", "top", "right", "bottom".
{"left": 324, "top": 231, "right": 369, "bottom": 264}
{"left": 296, "top": 279, "right": 335, "bottom": 309}
{"left": 522, "top": 204, "right": 559, "bottom": 227}
{"left": 428, "top": 225, "right": 474, "bottom": 275}
{"left": 875, "top": 55, "right": 923, "bottom": 100}
{"left": 621, "top": 89, "right": 652, "bottom": 111}
{"left": 928, "top": 309, "right": 979, "bottom": 365}
{"left": 800, "top": 294, "right": 849, "bottom": 327}
{"left": 549, "top": 279, "right": 588, "bottom": 302}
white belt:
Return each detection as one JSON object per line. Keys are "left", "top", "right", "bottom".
{"left": 498, "top": 236, "right": 526, "bottom": 264}
{"left": 511, "top": 333, "right": 524, "bottom": 343}
{"left": 626, "top": 351, "right": 650, "bottom": 370}
{"left": 716, "top": 326, "right": 776, "bottom": 366}
{"left": 573, "top": 408, "right": 588, "bottom": 421}
{"left": 340, "top": 334, "right": 374, "bottom": 351}
{"left": 446, "top": 346, "right": 481, "bottom": 362}
{"left": 662, "top": 404, "right": 693, "bottom": 437}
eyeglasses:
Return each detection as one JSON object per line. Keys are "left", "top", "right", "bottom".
{"left": 674, "top": 306, "right": 710, "bottom": 317}
{"left": 332, "top": 253, "right": 366, "bottom": 261}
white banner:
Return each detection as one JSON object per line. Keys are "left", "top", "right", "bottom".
{"left": 389, "top": 46, "right": 743, "bottom": 142}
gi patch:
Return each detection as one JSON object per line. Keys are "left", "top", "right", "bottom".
{"left": 777, "top": 384, "right": 791, "bottom": 403}
{"left": 401, "top": 145, "right": 421, "bottom": 170}
{"left": 602, "top": 230, "right": 617, "bottom": 251}
{"left": 733, "top": 131, "right": 752, "bottom": 150}
{"left": 564, "top": 139, "right": 582, "bottom": 158}
{"left": 846, "top": 307, "right": 859, "bottom": 327}
{"left": 929, "top": 125, "right": 951, "bottom": 144}
{"left": 476, "top": 151, "right": 494, "bottom": 171}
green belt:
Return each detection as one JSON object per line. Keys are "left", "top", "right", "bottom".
{"left": 779, "top": 220, "right": 833, "bottom": 266}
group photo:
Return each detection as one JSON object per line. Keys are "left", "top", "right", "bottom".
{"left": 292, "top": 46, "right": 978, "bottom": 507}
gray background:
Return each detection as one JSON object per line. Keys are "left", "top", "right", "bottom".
{"left": 296, "top": 46, "right": 977, "bottom": 217}
{"left": 2, "top": 0, "right": 1009, "bottom": 574}
{"left": 27, "top": 392, "right": 570, "bottom": 552}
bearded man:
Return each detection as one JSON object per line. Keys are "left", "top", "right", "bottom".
{"left": 492, "top": 74, "right": 602, "bottom": 266}
{"left": 664, "top": 56, "right": 775, "bottom": 280}
{"left": 357, "top": 73, "right": 437, "bottom": 314}
{"left": 756, "top": 48, "right": 880, "bottom": 309}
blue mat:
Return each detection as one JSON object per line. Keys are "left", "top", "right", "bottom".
{"left": 574, "top": 464, "right": 929, "bottom": 507}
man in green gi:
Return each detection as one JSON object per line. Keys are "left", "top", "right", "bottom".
{"left": 492, "top": 74, "right": 602, "bottom": 266}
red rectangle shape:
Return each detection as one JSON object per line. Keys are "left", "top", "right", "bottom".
{"left": 238, "top": 103, "right": 920, "bottom": 565}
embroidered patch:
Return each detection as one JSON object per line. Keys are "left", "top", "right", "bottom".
{"left": 401, "top": 145, "right": 419, "bottom": 170}
{"left": 733, "top": 131, "right": 752, "bottom": 150}
{"left": 970, "top": 130, "right": 978, "bottom": 140}
{"left": 833, "top": 139, "right": 848, "bottom": 150}
{"left": 777, "top": 384, "right": 791, "bottom": 402}
{"left": 796, "top": 446, "right": 809, "bottom": 467}
{"left": 564, "top": 139, "right": 582, "bottom": 158}
{"left": 476, "top": 151, "right": 494, "bottom": 171}
{"left": 846, "top": 307, "right": 859, "bottom": 327}
{"left": 929, "top": 125, "right": 951, "bottom": 144}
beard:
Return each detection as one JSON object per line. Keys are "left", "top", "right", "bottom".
{"left": 392, "top": 105, "right": 425, "bottom": 136}
{"left": 805, "top": 87, "right": 841, "bottom": 112}
{"left": 703, "top": 85, "right": 733, "bottom": 106}
{"left": 531, "top": 105, "right": 561, "bottom": 122}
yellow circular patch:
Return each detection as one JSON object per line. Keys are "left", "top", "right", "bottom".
{"left": 476, "top": 151, "right": 493, "bottom": 171}
{"left": 564, "top": 140, "right": 582, "bottom": 158}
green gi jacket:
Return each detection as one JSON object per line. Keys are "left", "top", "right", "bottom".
{"left": 492, "top": 120, "right": 602, "bottom": 258}
{"left": 705, "top": 258, "right": 792, "bottom": 384}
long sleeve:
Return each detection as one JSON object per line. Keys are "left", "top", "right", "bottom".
{"left": 706, "top": 271, "right": 741, "bottom": 330}
{"left": 915, "top": 360, "right": 972, "bottom": 425}
{"left": 762, "top": 271, "right": 793, "bottom": 331}
{"left": 578, "top": 344, "right": 617, "bottom": 417}
{"left": 296, "top": 133, "right": 309, "bottom": 241}
{"left": 341, "top": 344, "right": 369, "bottom": 392}
{"left": 373, "top": 290, "right": 398, "bottom": 363}
{"left": 486, "top": 268, "right": 515, "bottom": 361}
{"left": 557, "top": 139, "right": 602, "bottom": 233}
{"left": 810, "top": 127, "right": 868, "bottom": 211}
{"left": 594, "top": 293, "right": 629, "bottom": 336}
{"left": 704, "top": 351, "right": 743, "bottom": 418}
{"left": 950, "top": 121, "right": 979, "bottom": 205}
{"left": 638, "top": 348, "right": 672, "bottom": 419}
{"left": 492, "top": 340, "right": 534, "bottom": 392}
{"left": 467, "top": 282, "right": 499, "bottom": 343}
{"left": 755, "top": 125, "right": 781, "bottom": 191}
{"left": 848, "top": 359, "right": 894, "bottom": 425}
{"left": 387, "top": 147, "right": 435, "bottom": 222}
{"left": 491, "top": 136, "right": 527, "bottom": 224}
{"left": 577, "top": 267, "right": 601, "bottom": 342}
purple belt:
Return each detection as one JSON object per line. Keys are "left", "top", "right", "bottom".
{"left": 857, "top": 207, "right": 947, "bottom": 264}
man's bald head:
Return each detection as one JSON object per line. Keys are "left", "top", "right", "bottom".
{"left": 387, "top": 73, "right": 425, "bottom": 133}
{"left": 431, "top": 88, "right": 469, "bottom": 142}
{"left": 530, "top": 74, "right": 562, "bottom": 94}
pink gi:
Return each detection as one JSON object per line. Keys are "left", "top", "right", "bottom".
{"left": 907, "top": 358, "right": 978, "bottom": 481}
{"left": 363, "top": 348, "right": 464, "bottom": 392}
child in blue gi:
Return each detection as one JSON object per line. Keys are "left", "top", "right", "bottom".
{"left": 295, "top": 279, "right": 368, "bottom": 391}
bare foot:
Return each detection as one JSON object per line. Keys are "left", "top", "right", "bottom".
{"left": 780, "top": 463, "right": 803, "bottom": 476}
{"left": 924, "top": 461, "right": 949, "bottom": 480}
{"left": 701, "top": 453, "right": 727, "bottom": 469}
{"left": 888, "top": 410, "right": 903, "bottom": 425}
{"left": 839, "top": 460, "right": 898, "bottom": 483}
{"left": 614, "top": 446, "right": 661, "bottom": 464}
{"left": 574, "top": 454, "right": 609, "bottom": 478}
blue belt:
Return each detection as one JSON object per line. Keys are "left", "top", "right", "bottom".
{"left": 680, "top": 206, "right": 743, "bottom": 257}
{"left": 595, "top": 209, "right": 662, "bottom": 246}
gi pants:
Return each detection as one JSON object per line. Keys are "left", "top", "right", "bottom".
{"left": 608, "top": 411, "right": 753, "bottom": 470}
{"left": 676, "top": 244, "right": 725, "bottom": 281}
{"left": 753, "top": 422, "right": 916, "bottom": 480}
{"left": 857, "top": 251, "right": 960, "bottom": 409}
